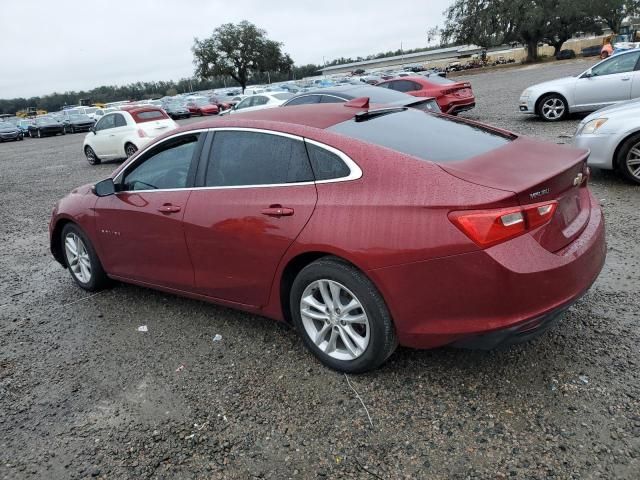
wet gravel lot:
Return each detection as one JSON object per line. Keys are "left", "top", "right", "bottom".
{"left": 1, "top": 59, "right": 639, "bottom": 479}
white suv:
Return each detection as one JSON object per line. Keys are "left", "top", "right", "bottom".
{"left": 82, "top": 107, "right": 178, "bottom": 165}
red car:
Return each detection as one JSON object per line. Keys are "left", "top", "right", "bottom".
{"left": 186, "top": 98, "right": 220, "bottom": 116}
{"left": 377, "top": 75, "right": 476, "bottom": 114}
{"left": 49, "top": 104, "right": 605, "bottom": 372}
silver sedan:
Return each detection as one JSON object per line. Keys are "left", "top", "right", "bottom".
{"left": 573, "top": 98, "right": 640, "bottom": 184}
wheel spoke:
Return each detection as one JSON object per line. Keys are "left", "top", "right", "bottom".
{"left": 338, "top": 327, "right": 359, "bottom": 357}
{"left": 65, "top": 236, "right": 77, "bottom": 257}
{"left": 317, "top": 281, "right": 334, "bottom": 312}
{"left": 302, "top": 308, "right": 329, "bottom": 322}
{"left": 314, "top": 323, "right": 331, "bottom": 346}
{"left": 629, "top": 147, "right": 640, "bottom": 159}
{"left": 344, "top": 325, "right": 367, "bottom": 351}
{"left": 326, "top": 328, "right": 339, "bottom": 353}
{"left": 329, "top": 282, "right": 342, "bottom": 311}
{"left": 341, "top": 313, "right": 367, "bottom": 324}
{"left": 301, "top": 294, "right": 326, "bottom": 313}
{"left": 627, "top": 157, "right": 640, "bottom": 166}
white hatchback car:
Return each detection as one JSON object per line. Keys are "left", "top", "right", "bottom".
{"left": 83, "top": 107, "right": 178, "bottom": 165}
{"left": 227, "top": 92, "right": 293, "bottom": 115}
{"left": 519, "top": 49, "right": 640, "bottom": 121}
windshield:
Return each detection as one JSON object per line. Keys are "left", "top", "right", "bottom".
{"left": 0, "top": 122, "right": 13, "bottom": 129}
{"left": 36, "top": 117, "right": 56, "bottom": 124}
{"left": 192, "top": 98, "right": 209, "bottom": 106}
{"left": 273, "top": 93, "right": 294, "bottom": 100}
{"left": 84, "top": 107, "right": 98, "bottom": 114}
{"left": 329, "top": 108, "right": 513, "bottom": 163}
{"left": 70, "top": 114, "right": 91, "bottom": 121}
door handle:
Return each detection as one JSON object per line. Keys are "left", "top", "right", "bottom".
{"left": 621, "top": 77, "right": 631, "bottom": 81}
{"left": 261, "top": 205, "right": 294, "bottom": 217}
{"left": 158, "top": 204, "right": 181, "bottom": 213}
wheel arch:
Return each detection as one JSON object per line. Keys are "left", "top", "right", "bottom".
{"left": 612, "top": 129, "right": 640, "bottom": 169}
{"left": 278, "top": 251, "right": 368, "bottom": 325}
{"left": 50, "top": 217, "right": 75, "bottom": 267}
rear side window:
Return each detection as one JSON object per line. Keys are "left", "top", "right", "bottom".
{"left": 205, "top": 131, "right": 314, "bottom": 187}
{"left": 132, "top": 109, "right": 168, "bottom": 123}
{"left": 284, "top": 95, "right": 322, "bottom": 106}
{"left": 329, "top": 108, "right": 513, "bottom": 163}
{"left": 114, "top": 113, "right": 127, "bottom": 127}
{"left": 306, "top": 143, "right": 351, "bottom": 180}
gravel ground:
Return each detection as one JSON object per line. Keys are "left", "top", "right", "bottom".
{"left": 1, "top": 59, "right": 639, "bottom": 480}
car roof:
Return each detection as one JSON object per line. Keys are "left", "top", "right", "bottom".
{"left": 191, "top": 104, "right": 366, "bottom": 130}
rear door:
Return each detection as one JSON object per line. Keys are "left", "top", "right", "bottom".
{"left": 183, "top": 129, "right": 318, "bottom": 306}
{"left": 94, "top": 132, "right": 204, "bottom": 289}
{"left": 574, "top": 51, "right": 640, "bottom": 109}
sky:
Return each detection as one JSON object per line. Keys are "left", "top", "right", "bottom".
{"left": 0, "top": 0, "right": 451, "bottom": 99}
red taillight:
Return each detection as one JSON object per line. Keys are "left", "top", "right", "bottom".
{"left": 137, "top": 128, "right": 147, "bottom": 138}
{"left": 449, "top": 201, "right": 558, "bottom": 248}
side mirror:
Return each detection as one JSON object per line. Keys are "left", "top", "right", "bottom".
{"left": 90, "top": 126, "right": 96, "bottom": 134}
{"left": 584, "top": 69, "right": 594, "bottom": 78}
{"left": 93, "top": 178, "right": 115, "bottom": 197}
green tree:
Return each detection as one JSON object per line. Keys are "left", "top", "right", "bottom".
{"left": 595, "top": 0, "right": 639, "bottom": 32}
{"left": 442, "top": 0, "right": 600, "bottom": 61}
{"left": 192, "top": 21, "right": 292, "bottom": 93}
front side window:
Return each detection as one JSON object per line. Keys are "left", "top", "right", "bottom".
{"left": 205, "top": 131, "right": 313, "bottom": 187}
{"left": 95, "top": 115, "right": 116, "bottom": 131}
{"left": 121, "top": 134, "right": 200, "bottom": 191}
{"left": 591, "top": 51, "right": 640, "bottom": 76}
{"left": 235, "top": 98, "right": 252, "bottom": 110}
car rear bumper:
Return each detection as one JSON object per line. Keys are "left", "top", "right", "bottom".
{"left": 369, "top": 191, "right": 606, "bottom": 349}
{"left": 572, "top": 133, "right": 617, "bottom": 170}
{"left": 443, "top": 98, "right": 475, "bottom": 114}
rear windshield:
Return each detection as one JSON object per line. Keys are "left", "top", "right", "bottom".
{"left": 328, "top": 108, "right": 513, "bottom": 163}
{"left": 273, "top": 93, "right": 294, "bottom": 100}
{"left": 133, "top": 110, "right": 168, "bottom": 123}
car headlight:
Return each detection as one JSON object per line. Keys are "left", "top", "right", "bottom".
{"left": 578, "top": 118, "right": 608, "bottom": 135}
{"left": 520, "top": 89, "right": 532, "bottom": 99}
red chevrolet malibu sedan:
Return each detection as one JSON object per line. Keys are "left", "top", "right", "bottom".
{"left": 377, "top": 75, "right": 476, "bottom": 114}
{"left": 50, "top": 103, "right": 605, "bottom": 372}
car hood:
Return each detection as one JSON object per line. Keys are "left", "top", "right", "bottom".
{"left": 0, "top": 127, "right": 19, "bottom": 133}
{"left": 528, "top": 76, "right": 577, "bottom": 92}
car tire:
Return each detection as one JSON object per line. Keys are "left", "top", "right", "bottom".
{"left": 125, "top": 142, "right": 138, "bottom": 158}
{"left": 61, "top": 223, "right": 110, "bottom": 291}
{"left": 71, "top": 126, "right": 75, "bottom": 134}
{"left": 290, "top": 256, "right": 397, "bottom": 373}
{"left": 616, "top": 133, "right": 640, "bottom": 185}
{"left": 537, "top": 94, "right": 568, "bottom": 121}
{"left": 84, "top": 146, "right": 101, "bottom": 165}
{"left": 37, "top": 129, "right": 42, "bottom": 138}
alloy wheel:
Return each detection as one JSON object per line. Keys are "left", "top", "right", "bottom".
{"left": 541, "top": 97, "right": 565, "bottom": 120}
{"left": 64, "top": 232, "right": 92, "bottom": 283}
{"left": 125, "top": 144, "right": 137, "bottom": 158}
{"left": 300, "top": 279, "right": 370, "bottom": 361}
{"left": 625, "top": 142, "right": 640, "bottom": 181}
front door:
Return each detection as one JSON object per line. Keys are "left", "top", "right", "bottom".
{"left": 574, "top": 51, "right": 640, "bottom": 109}
{"left": 91, "top": 114, "right": 118, "bottom": 158}
{"left": 183, "top": 129, "right": 318, "bottom": 306}
{"left": 94, "top": 132, "right": 203, "bottom": 290}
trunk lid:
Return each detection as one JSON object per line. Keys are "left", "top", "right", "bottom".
{"left": 441, "top": 137, "right": 591, "bottom": 252}
{"left": 445, "top": 82, "right": 474, "bottom": 98}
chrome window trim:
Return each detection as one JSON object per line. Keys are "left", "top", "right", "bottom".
{"left": 284, "top": 93, "right": 346, "bottom": 105}
{"left": 113, "top": 128, "right": 209, "bottom": 184}
{"left": 113, "top": 127, "right": 362, "bottom": 193}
